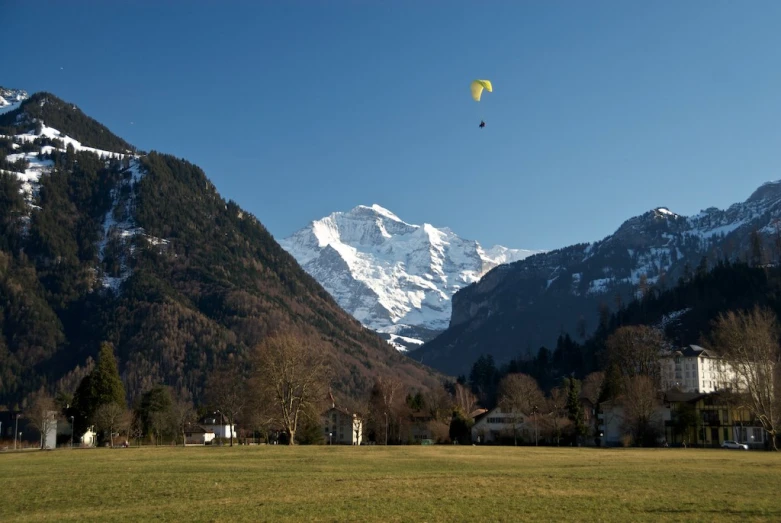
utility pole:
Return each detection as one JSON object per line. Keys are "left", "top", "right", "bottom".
{"left": 14, "top": 413, "right": 19, "bottom": 450}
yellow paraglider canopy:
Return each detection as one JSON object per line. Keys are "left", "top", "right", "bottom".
{"left": 470, "top": 79, "right": 493, "bottom": 102}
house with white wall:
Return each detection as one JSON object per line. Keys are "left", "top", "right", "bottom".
{"left": 660, "top": 345, "right": 738, "bottom": 393}
{"left": 323, "top": 403, "right": 362, "bottom": 445}
{"left": 471, "top": 406, "right": 534, "bottom": 444}
{"left": 184, "top": 424, "right": 216, "bottom": 445}
{"left": 42, "top": 410, "right": 58, "bottom": 449}
{"left": 201, "top": 413, "right": 237, "bottom": 441}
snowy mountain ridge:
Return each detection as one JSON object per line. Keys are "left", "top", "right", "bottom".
{"left": 0, "top": 88, "right": 165, "bottom": 294}
{"left": 279, "top": 204, "right": 542, "bottom": 350}
{"left": 0, "top": 87, "right": 28, "bottom": 116}
{"left": 416, "top": 179, "right": 781, "bottom": 376}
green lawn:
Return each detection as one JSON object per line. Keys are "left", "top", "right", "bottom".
{"left": 1, "top": 445, "right": 779, "bottom": 521}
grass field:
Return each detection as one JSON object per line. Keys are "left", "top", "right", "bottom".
{"left": 1, "top": 445, "right": 779, "bottom": 521}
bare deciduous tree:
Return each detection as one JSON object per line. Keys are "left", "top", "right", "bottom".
{"left": 545, "top": 386, "right": 569, "bottom": 446}
{"left": 581, "top": 371, "right": 605, "bottom": 405}
{"left": 581, "top": 371, "right": 605, "bottom": 437}
{"left": 498, "top": 373, "right": 545, "bottom": 445}
{"left": 169, "top": 395, "right": 197, "bottom": 446}
{"left": 371, "top": 376, "right": 403, "bottom": 445}
{"left": 619, "top": 375, "right": 661, "bottom": 446}
{"left": 94, "top": 402, "right": 126, "bottom": 448}
{"left": 206, "top": 360, "right": 247, "bottom": 447}
{"left": 150, "top": 410, "right": 169, "bottom": 445}
{"left": 118, "top": 408, "right": 136, "bottom": 446}
{"left": 252, "top": 334, "right": 332, "bottom": 445}
{"left": 245, "top": 389, "right": 279, "bottom": 444}
{"left": 498, "top": 373, "right": 544, "bottom": 414}
{"left": 707, "top": 306, "right": 781, "bottom": 450}
{"left": 605, "top": 325, "right": 667, "bottom": 385}
{"left": 426, "top": 384, "right": 454, "bottom": 423}
{"left": 25, "top": 390, "right": 58, "bottom": 449}
{"left": 453, "top": 382, "right": 478, "bottom": 417}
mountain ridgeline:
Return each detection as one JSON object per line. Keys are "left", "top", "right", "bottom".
{"left": 414, "top": 191, "right": 781, "bottom": 376}
{"left": 0, "top": 89, "right": 441, "bottom": 409}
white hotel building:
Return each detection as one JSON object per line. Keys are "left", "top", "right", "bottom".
{"left": 660, "top": 344, "right": 738, "bottom": 393}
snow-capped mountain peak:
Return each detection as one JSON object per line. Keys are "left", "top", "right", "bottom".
{"left": 279, "top": 205, "right": 543, "bottom": 350}
{"left": 654, "top": 207, "right": 679, "bottom": 218}
{"left": 0, "top": 87, "right": 29, "bottom": 116}
{"left": 360, "top": 203, "right": 405, "bottom": 223}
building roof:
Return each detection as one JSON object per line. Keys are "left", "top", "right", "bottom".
{"left": 469, "top": 408, "right": 488, "bottom": 419}
{"left": 665, "top": 344, "right": 719, "bottom": 359}
{"left": 200, "top": 415, "right": 237, "bottom": 425}
{"left": 676, "top": 344, "right": 719, "bottom": 358}
{"left": 664, "top": 391, "right": 707, "bottom": 404}
{"left": 184, "top": 424, "right": 214, "bottom": 434}
{"left": 324, "top": 388, "right": 362, "bottom": 418}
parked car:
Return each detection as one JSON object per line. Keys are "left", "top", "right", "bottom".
{"left": 721, "top": 440, "right": 749, "bottom": 450}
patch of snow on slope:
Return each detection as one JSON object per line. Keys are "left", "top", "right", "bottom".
{"left": 588, "top": 277, "right": 613, "bottom": 295}
{"left": 482, "top": 244, "right": 540, "bottom": 265}
{"left": 4, "top": 152, "right": 52, "bottom": 204}
{"left": 2, "top": 120, "right": 138, "bottom": 208}
{"left": 656, "top": 308, "right": 692, "bottom": 330}
{"left": 387, "top": 333, "right": 425, "bottom": 352}
{"left": 0, "top": 88, "right": 27, "bottom": 116}
{"left": 97, "top": 160, "right": 167, "bottom": 293}
{"left": 14, "top": 124, "right": 131, "bottom": 160}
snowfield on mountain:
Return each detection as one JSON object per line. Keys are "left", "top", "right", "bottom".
{"left": 279, "top": 204, "right": 542, "bottom": 350}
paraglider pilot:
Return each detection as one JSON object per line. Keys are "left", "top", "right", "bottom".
{"left": 479, "top": 120, "right": 485, "bottom": 128}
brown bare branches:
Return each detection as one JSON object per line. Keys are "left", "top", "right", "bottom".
{"left": 707, "top": 306, "right": 781, "bottom": 450}
{"left": 497, "top": 373, "right": 544, "bottom": 416}
{"left": 24, "top": 390, "right": 58, "bottom": 449}
{"left": 605, "top": 325, "right": 667, "bottom": 385}
{"left": 205, "top": 360, "right": 247, "bottom": 447}
{"left": 619, "top": 375, "right": 662, "bottom": 446}
{"left": 251, "top": 334, "right": 332, "bottom": 445}
{"left": 94, "top": 402, "right": 126, "bottom": 448}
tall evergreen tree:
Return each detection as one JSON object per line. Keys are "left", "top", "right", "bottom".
{"left": 136, "top": 385, "right": 173, "bottom": 439}
{"left": 468, "top": 354, "right": 498, "bottom": 406}
{"left": 598, "top": 364, "right": 623, "bottom": 403}
{"left": 565, "top": 377, "right": 587, "bottom": 441}
{"left": 90, "top": 342, "right": 126, "bottom": 408}
{"left": 750, "top": 229, "right": 763, "bottom": 267}
{"left": 69, "top": 343, "right": 126, "bottom": 443}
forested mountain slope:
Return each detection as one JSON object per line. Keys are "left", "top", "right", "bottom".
{"left": 0, "top": 89, "right": 441, "bottom": 408}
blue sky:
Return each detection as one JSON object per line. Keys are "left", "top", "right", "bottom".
{"left": 4, "top": 1, "right": 781, "bottom": 251}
